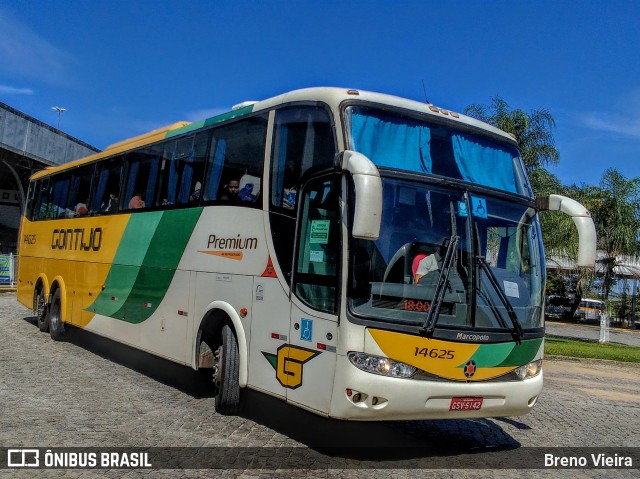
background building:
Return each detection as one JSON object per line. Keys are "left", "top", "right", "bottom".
{"left": 0, "top": 101, "right": 99, "bottom": 254}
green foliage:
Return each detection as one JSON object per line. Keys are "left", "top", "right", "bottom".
{"left": 545, "top": 337, "right": 640, "bottom": 363}
{"left": 465, "top": 96, "right": 640, "bottom": 308}
{"left": 464, "top": 96, "right": 559, "bottom": 172}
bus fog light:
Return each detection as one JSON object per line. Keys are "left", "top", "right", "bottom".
{"left": 348, "top": 352, "right": 416, "bottom": 378}
{"left": 515, "top": 359, "right": 542, "bottom": 380}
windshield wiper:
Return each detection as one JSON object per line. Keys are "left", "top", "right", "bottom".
{"left": 419, "top": 234, "right": 458, "bottom": 337}
{"left": 476, "top": 256, "right": 524, "bottom": 343}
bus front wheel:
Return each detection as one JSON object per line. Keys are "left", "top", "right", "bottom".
{"left": 33, "top": 287, "right": 49, "bottom": 332}
{"left": 48, "top": 289, "right": 66, "bottom": 341}
{"left": 212, "top": 324, "right": 240, "bottom": 415}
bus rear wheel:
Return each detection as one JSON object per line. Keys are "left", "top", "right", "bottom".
{"left": 33, "top": 287, "right": 49, "bottom": 332}
{"left": 212, "top": 324, "right": 240, "bottom": 415}
{"left": 48, "top": 289, "right": 66, "bottom": 341}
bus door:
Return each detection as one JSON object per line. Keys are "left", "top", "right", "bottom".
{"left": 286, "top": 176, "right": 340, "bottom": 414}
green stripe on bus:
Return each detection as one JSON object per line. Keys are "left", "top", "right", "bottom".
{"left": 86, "top": 264, "right": 141, "bottom": 317}
{"left": 88, "top": 208, "right": 203, "bottom": 324}
{"left": 110, "top": 207, "right": 203, "bottom": 323}
{"left": 465, "top": 338, "right": 542, "bottom": 368}
{"left": 165, "top": 104, "right": 255, "bottom": 139}
{"left": 116, "top": 212, "right": 163, "bottom": 265}
{"left": 466, "top": 342, "right": 515, "bottom": 368}
{"left": 495, "top": 338, "right": 543, "bottom": 367}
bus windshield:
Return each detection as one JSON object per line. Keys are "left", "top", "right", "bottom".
{"left": 348, "top": 176, "right": 545, "bottom": 333}
{"left": 347, "top": 105, "right": 531, "bottom": 196}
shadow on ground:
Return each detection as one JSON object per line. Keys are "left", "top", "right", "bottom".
{"left": 23, "top": 315, "right": 524, "bottom": 462}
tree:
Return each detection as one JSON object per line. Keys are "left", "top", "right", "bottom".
{"left": 464, "top": 96, "right": 559, "bottom": 173}
{"left": 464, "top": 96, "right": 587, "bottom": 316}
{"left": 580, "top": 169, "right": 640, "bottom": 301}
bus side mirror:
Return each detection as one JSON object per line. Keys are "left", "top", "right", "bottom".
{"left": 338, "top": 150, "right": 382, "bottom": 240}
{"left": 536, "top": 194, "right": 597, "bottom": 267}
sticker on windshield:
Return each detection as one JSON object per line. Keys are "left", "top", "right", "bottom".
{"left": 503, "top": 281, "right": 520, "bottom": 298}
{"left": 310, "top": 220, "right": 330, "bottom": 244}
{"left": 310, "top": 250, "right": 324, "bottom": 262}
{"left": 457, "top": 201, "right": 468, "bottom": 217}
{"left": 471, "top": 197, "right": 488, "bottom": 219}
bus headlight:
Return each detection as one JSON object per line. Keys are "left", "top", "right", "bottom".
{"left": 514, "top": 359, "right": 542, "bottom": 380}
{"left": 348, "top": 352, "right": 416, "bottom": 378}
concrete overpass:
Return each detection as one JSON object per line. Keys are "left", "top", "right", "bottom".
{"left": 0, "top": 101, "right": 100, "bottom": 253}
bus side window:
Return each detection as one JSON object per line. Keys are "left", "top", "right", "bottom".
{"left": 293, "top": 176, "right": 341, "bottom": 314}
{"left": 270, "top": 106, "right": 336, "bottom": 213}
{"left": 67, "top": 164, "right": 94, "bottom": 217}
{"left": 91, "top": 158, "right": 123, "bottom": 214}
{"left": 33, "top": 177, "right": 51, "bottom": 220}
{"left": 123, "top": 148, "right": 161, "bottom": 210}
{"left": 202, "top": 114, "right": 268, "bottom": 204}
{"left": 50, "top": 173, "right": 71, "bottom": 218}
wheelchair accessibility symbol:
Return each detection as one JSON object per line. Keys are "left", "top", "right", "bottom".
{"left": 471, "top": 196, "right": 488, "bottom": 219}
{"left": 300, "top": 319, "right": 313, "bottom": 342}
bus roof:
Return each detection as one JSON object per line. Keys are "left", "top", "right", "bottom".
{"left": 30, "top": 87, "right": 517, "bottom": 181}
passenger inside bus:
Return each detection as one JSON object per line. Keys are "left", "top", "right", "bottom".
{"left": 129, "top": 192, "right": 145, "bottom": 209}
{"left": 219, "top": 178, "right": 241, "bottom": 203}
{"left": 412, "top": 253, "right": 439, "bottom": 283}
{"left": 190, "top": 181, "right": 202, "bottom": 202}
{"left": 101, "top": 194, "right": 118, "bottom": 212}
{"left": 75, "top": 201, "right": 88, "bottom": 217}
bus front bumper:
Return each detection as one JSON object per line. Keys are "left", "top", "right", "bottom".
{"left": 329, "top": 354, "right": 543, "bottom": 421}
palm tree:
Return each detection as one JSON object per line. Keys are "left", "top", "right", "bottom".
{"left": 464, "top": 97, "right": 588, "bottom": 316}
{"left": 583, "top": 169, "right": 640, "bottom": 301}
{"left": 464, "top": 96, "right": 559, "bottom": 173}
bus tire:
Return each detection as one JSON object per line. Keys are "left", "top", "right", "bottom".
{"left": 213, "top": 324, "right": 240, "bottom": 415}
{"left": 48, "top": 289, "right": 66, "bottom": 341}
{"left": 34, "top": 286, "right": 49, "bottom": 332}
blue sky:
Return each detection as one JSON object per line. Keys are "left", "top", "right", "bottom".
{"left": 1, "top": 0, "right": 639, "bottom": 187}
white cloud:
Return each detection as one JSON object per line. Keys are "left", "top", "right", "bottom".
{"left": 0, "top": 85, "right": 34, "bottom": 95}
{"left": 0, "top": 10, "right": 73, "bottom": 84}
{"left": 580, "top": 88, "right": 640, "bottom": 139}
{"left": 581, "top": 114, "right": 640, "bottom": 138}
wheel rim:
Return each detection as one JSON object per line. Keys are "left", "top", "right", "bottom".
{"left": 213, "top": 345, "right": 222, "bottom": 396}
{"left": 35, "top": 294, "right": 45, "bottom": 320}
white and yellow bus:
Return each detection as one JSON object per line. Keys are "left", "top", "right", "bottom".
{"left": 17, "top": 88, "right": 596, "bottom": 420}
{"left": 575, "top": 298, "right": 606, "bottom": 323}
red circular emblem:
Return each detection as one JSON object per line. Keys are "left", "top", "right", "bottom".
{"left": 464, "top": 360, "right": 477, "bottom": 378}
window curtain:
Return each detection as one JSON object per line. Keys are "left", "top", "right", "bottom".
{"left": 177, "top": 150, "right": 195, "bottom": 203}
{"left": 124, "top": 161, "right": 140, "bottom": 205}
{"left": 452, "top": 133, "right": 516, "bottom": 193}
{"left": 205, "top": 139, "right": 226, "bottom": 200}
{"left": 93, "top": 169, "right": 109, "bottom": 211}
{"left": 351, "top": 112, "right": 432, "bottom": 174}
{"left": 272, "top": 128, "right": 288, "bottom": 206}
{"left": 146, "top": 159, "right": 160, "bottom": 205}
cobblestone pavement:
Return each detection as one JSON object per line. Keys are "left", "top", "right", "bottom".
{"left": 1, "top": 292, "right": 638, "bottom": 478}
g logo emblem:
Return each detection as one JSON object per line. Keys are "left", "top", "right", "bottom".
{"left": 263, "top": 344, "right": 320, "bottom": 389}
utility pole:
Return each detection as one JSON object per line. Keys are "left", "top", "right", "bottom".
{"left": 52, "top": 106, "right": 66, "bottom": 129}
{"left": 631, "top": 278, "right": 638, "bottom": 329}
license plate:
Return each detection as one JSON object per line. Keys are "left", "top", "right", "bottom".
{"left": 449, "top": 397, "right": 483, "bottom": 411}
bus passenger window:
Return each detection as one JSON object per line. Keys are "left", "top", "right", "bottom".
{"left": 91, "top": 158, "right": 122, "bottom": 214}
{"left": 123, "top": 148, "right": 161, "bottom": 210}
{"left": 202, "top": 114, "right": 268, "bottom": 205}
{"left": 50, "top": 174, "right": 71, "bottom": 218}
{"left": 67, "top": 164, "right": 94, "bottom": 217}
{"left": 270, "top": 106, "right": 336, "bottom": 213}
